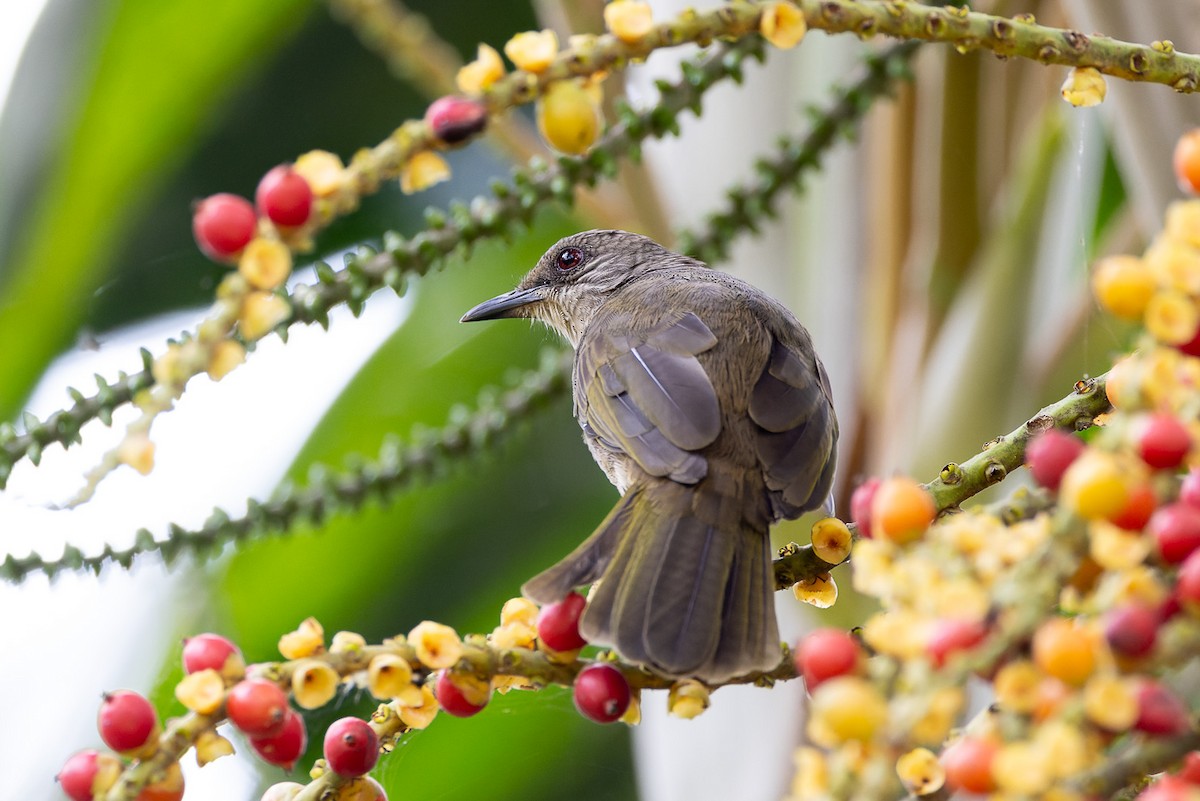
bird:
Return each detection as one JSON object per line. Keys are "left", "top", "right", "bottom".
{"left": 461, "top": 230, "right": 838, "bottom": 682}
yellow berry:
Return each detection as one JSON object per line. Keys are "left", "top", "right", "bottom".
{"left": 1060, "top": 66, "right": 1106, "bottom": 107}
{"left": 456, "top": 44, "right": 506, "bottom": 94}
{"left": 239, "top": 291, "right": 291, "bottom": 341}
{"left": 807, "top": 676, "right": 888, "bottom": 746}
{"left": 667, "top": 679, "right": 710, "bottom": 719}
{"left": 810, "top": 517, "right": 853, "bottom": 564}
{"left": 408, "top": 620, "right": 463, "bottom": 669}
{"left": 399, "top": 150, "right": 451, "bottom": 195}
{"left": 117, "top": 433, "right": 155, "bottom": 476}
{"left": 1032, "top": 617, "right": 1098, "bottom": 686}
{"left": 500, "top": 597, "right": 539, "bottom": 627}
{"left": 238, "top": 238, "right": 292, "bottom": 290}
{"left": 1091, "top": 255, "right": 1155, "bottom": 320}
{"left": 206, "top": 340, "right": 245, "bottom": 381}
{"left": 604, "top": 1, "right": 654, "bottom": 43}
{"left": 504, "top": 30, "right": 558, "bottom": 73}
{"left": 896, "top": 748, "right": 945, "bottom": 796}
{"left": 536, "top": 80, "right": 601, "bottom": 155}
{"left": 1145, "top": 289, "right": 1200, "bottom": 345}
{"left": 760, "top": 2, "right": 807, "bottom": 49}
{"left": 279, "top": 617, "right": 325, "bottom": 659}
{"left": 291, "top": 659, "right": 340, "bottom": 709}
{"left": 293, "top": 150, "right": 345, "bottom": 197}
{"left": 174, "top": 668, "right": 225, "bottom": 714}
{"left": 366, "top": 654, "right": 414, "bottom": 699}
{"left": 1059, "top": 450, "right": 1129, "bottom": 521}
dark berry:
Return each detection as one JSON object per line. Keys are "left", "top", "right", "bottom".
{"left": 425, "top": 96, "right": 488, "bottom": 145}
{"left": 255, "top": 166, "right": 313, "bottom": 227}
{"left": 192, "top": 193, "right": 256, "bottom": 261}
{"left": 536, "top": 592, "right": 589, "bottom": 651}
{"left": 572, "top": 663, "right": 631, "bottom": 724}
{"left": 1103, "top": 604, "right": 1159, "bottom": 657}
{"left": 226, "top": 678, "right": 289, "bottom": 738}
{"left": 323, "top": 717, "right": 379, "bottom": 777}
{"left": 97, "top": 690, "right": 157, "bottom": 752}
{"left": 1135, "top": 680, "right": 1190, "bottom": 735}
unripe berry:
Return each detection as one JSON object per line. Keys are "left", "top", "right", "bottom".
{"left": 434, "top": 670, "right": 489, "bottom": 717}
{"left": 57, "top": 750, "right": 121, "bottom": 801}
{"left": 536, "top": 592, "right": 589, "bottom": 651}
{"left": 940, "top": 736, "right": 998, "bottom": 794}
{"left": 250, "top": 710, "right": 307, "bottom": 770}
{"left": 794, "top": 628, "right": 862, "bottom": 690}
{"left": 1175, "top": 128, "right": 1200, "bottom": 195}
{"left": 870, "top": 476, "right": 936, "bottom": 544}
{"left": 226, "top": 678, "right": 290, "bottom": 737}
{"left": 425, "top": 96, "right": 488, "bottom": 145}
{"left": 182, "top": 632, "right": 244, "bottom": 677}
{"left": 1135, "top": 680, "right": 1190, "bottom": 735}
{"left": 1025, "top": 429, "right": 1085, "bottom": 491}
{"left": 256, "top": 165, "right": 313, "bottom": 227}
{"left": 1103, "top": 604, "right": 1159, "bottom": 657}
{"left": 323, "top": 717, "right": 379, "bottom": 777}
{"left": 573, "top": 663, "right": 631, "bottom": 723}
{"left": 536, "top": 80, "right": 600, "bottom": 155}
{"left": 1138, "top": 413, "right": 1192, "bottom": 469}
{"left": 926, "top": 618, "right": 988, "bottom": 668}
{"left": 849, "top": 477, "right": 880, "bottom": 538}
{"left": 1150, "top": 502, "right": 1200, "bottom": 564}
{"left": 97, "top": 690, "right": 157, "bottom": 753}
{"left": 192, "top": 193, "right": 256, "bottom": 261}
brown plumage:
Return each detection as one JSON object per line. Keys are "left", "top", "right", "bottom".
{"left": 461, "top": 230, "right": 838, "bottom": 682}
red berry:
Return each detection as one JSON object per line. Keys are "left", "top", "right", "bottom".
{"left": 192, "top": 193, "right": 256, "bottom": 261}
{"left": 1104, "top": 604, "right": 1159, "bottom": 657}
{"left": 250, "top": 710, "right": 307, "bottom": 770}
{"left": 940, "top": 736, "right": 998, "bottom": 794}
{"left": 926, "top": 618, "right": 988, "bottom": 668}
{"left": 57, "top": 750, "right": 118, "bottom": 801}
{"left": 1136, "top": 680, "right": 1190, "bottom": 735}
{"left": 1139, "top": 413, "right": 1192, "bottom": 469}
{"left": 434, "top": 670, "right": 489, "bottom": 718}
{"left": 1182, "top": 469, "right": 1200, "bottom": 509}
{"left": 794, "top": 629, "right": 862, "bottom": 690}
{"left": 97, "top": 690, "right": 157, "bottom": 752}
{"left": 1025, "top": 429, "right": 1085, "bottom": 491}
{"left": 226, "top": 678, "right": 290, "bottom": 737}
{"left": 850, "top": 478, "right": 881, "bottom": 539}
{"left": 182, "top": 633, "right": 244, "bottom": 675}
{"left": 536, "top": 592, "right": 589, "bottom": 651}
{"left": 572, "top": 663, "right": 631, "bottom": 724}
{"left": 323, "top": 717, "right": 379, "bottom": 777}
{"left": 1113, "top": 483, "right": 1157, "bottom": 531}
{"left": 1179, "top": 751, "right": 1200, "bottom": 784}
{"left": 256, "top": 166, "right": 313, "bottom": 227}
{"left": 1139, "top": 775, "right": 1200, "bottom": 801}
{"left": 425, "top": 96, "right": 488, "bottom": 145}
{"left": 1151, "top": 502, "right": 1200, "bottom": 564}
{"left": 1179, "top": 325, "right": 1200, "bottom": 358}
{"left": 1177, "top": 550, "right": 1200, "bottom": 610}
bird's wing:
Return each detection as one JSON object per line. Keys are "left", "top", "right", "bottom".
{"left": 575, "top": 312, "right": 721, "bottom": 484}
{"left": 747, "top": 337, "right": 838, "bottom": 517}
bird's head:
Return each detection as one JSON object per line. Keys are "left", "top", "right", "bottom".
{"left": 460, "top": 229, "right": 683, "bottom": 345}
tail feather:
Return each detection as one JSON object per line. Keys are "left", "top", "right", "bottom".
{"left": 526, "top": 478, "right": 780, "bottom": 682}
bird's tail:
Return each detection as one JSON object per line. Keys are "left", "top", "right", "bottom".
{"left": 521, "top": 480, "right": 781, "bottom": 683}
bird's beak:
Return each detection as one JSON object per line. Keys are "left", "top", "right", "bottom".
{"left": 460, "top": 284, "right": 548, "bottom": 322}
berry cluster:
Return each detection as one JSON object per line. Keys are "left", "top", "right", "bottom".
{"left": 782, "top": 132, "right": 1200, "bottom": 800}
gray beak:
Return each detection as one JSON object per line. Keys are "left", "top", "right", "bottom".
{"left": 460, "top": 285, "right": 548, "bottom": 322}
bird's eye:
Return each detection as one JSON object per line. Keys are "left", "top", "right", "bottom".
{"left": 556, "top": 246, "right": 584, "bottom": 271}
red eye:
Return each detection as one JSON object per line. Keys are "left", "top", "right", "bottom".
{"left": 556, "top": 247, "right": 584, "bottom": 271}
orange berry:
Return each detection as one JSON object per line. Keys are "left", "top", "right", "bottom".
{"left": 1174, "top": 128, "right": 1200, "bottom": 195}
{"left": 941, "top": 736, "right": 998, "bottom": 794}
{"left": 1091, "top": 255, "right": 1155, "bottom": 320}
{"left": 870, "top": 476, "right": 936, "bottom": 544}
{"left": 1032, "top": 617, "right": 1098, "bottom": 686}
